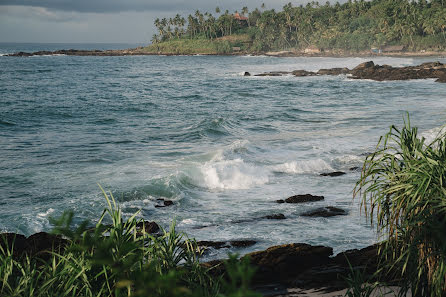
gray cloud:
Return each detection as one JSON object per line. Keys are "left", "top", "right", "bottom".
{"left": 0, "top": 0, "right": 308, "bottom": 13}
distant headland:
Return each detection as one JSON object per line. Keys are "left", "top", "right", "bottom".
{"left": 6, "top": 0, "right": 446, "bottom": 57}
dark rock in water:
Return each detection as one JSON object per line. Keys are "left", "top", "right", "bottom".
{"left": 197, "top": 240, "right": 256, "bottom": 249}
{"left": 8, "top": 51, "right": 33, "bottom": 57}
{"left": 0, "top": 233, "right": 27, "bottom": 255}
{"left": 244, "top": 243, "right": 333, "bottom": 283}
{"left": 292, "top": 70, "right": 317, "bottom": 77}
{"left": 436, "top": 74, "right": 446, "bottom": 83}
{"left": 279, "top": 194, "right": 324, "bottom": 204}
{"left": 353, "top": 61, "right": 375, "bottom": 71}
{"left": 25, "top": 232, "right": 68, "bottom": 257}
{"left": 317, "top": 68, "right": 350, "bottom": 75}
{"left": 155, "top": 199, "right": 174, "bottom": 208}
{"left": 301, "top": 207, "right": 347, "bottom": 217}
{"left": 255, "top": 72, "right": 284, "bottom": 77}
{"left": 349, "top": 166, "right": 360, "bottom": 171}
{"left": 243, "top": 72, "right": 251, "bottom": 76}
{"left": 276, "top": 199, "right": 285, "bottom": 203}
{"left": 263, "top": 214, "right": 286, "bottom": 220}
{"left": 163, "top": 200, "right": 174, "bottom": 206}
{"left": 230, "top": 240, "right": 257, "bottom": 248}
{"left": 198, "top": 241, "right": 229, "bottom": 249}
{"left": 320, "top": 171, "right": 346, "bottom": 177}
{"left": 350, "top": 61, "right": 446, "bottom": 83}
{"left": 136, "top": 221, "right": 160, "bottom": 234}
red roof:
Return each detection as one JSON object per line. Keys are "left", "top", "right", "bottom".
{"left": 234, "top": 12, "right": 248, "bottom": 21}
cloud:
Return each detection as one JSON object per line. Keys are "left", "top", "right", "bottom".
{"left": 0, "top": 0, "right": 304, "bottom": 13}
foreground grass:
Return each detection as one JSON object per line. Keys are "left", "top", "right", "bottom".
{"left": 0, "top": 188, "right": 259, "bottom": 297}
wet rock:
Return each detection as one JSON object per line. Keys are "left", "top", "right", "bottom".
{"left": 197, "top": 240, "right": 257, "bottom": 249}
{"left": 320, "top": 171, "right": 346, "bottom": 177}
{"left": 350, "top": 61, "right": 446, "bottom": 82}
{"left": 7, "top": 51, "right": 33, "bottom": 57}
{"left": 292, "top": 70, "right": 317, "bottom": 77}
{"left": 244, "top": 243, "right": 333, "bottom": 283}
{"left": 278, "top": 194, "right": 324, "bottom": 204}
{"left": 263, "top": 214, "right": 286, "bottom": 220}
{"left": 244, "top": 72, "right": 251, "bottom": 76}
{"left": 436, "top": 74, "right": 446, "bottom": 83}
{"left": 25, "top": 232, "right": 68, "bottom": 257}
{"left": 136, "top": 221, "right": 160, "bottom": 234}
{"left": 155, "top": 199, "right": 174, "bottom": 208}
{"left": 198, "top": 241, "right": 229, "bottom": 249}
{"left": 349, "top": 166, "right": 360, "bottom": 171}
{"left": 317, "top": 68, "right": 350, "bottom": 75}
{"left": 301, "top": 207, "right": 347, "bottom": 217}
{"left": 353, "top": 61, "right": 375, "bottom": 71}
{"left": 230, "top": 240, "right": 256, "bottom": 248}
{"left": 0, "top": 233, "right": 27, "bottom": 256}
{"left": 255, "top": 72, "right": 284, "bottom": 77}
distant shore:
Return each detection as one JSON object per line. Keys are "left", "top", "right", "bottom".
{"left": 5, "top": 47, "right": 446, "bottom": 58}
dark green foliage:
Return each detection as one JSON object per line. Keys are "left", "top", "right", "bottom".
{"left": 151, "top": 0, "right": 446, "bottom": 52}
{"left": 0, "top": 188, "right": 259, "bottom": 297}
{"left": 355, "top": 116, "right": 446, "bottom": 296}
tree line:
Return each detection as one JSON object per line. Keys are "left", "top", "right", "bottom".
{"left": 151, "top": 0, "right": 446, "bottom": 52}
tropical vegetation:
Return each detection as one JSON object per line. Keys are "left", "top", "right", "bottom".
{"left": 0, "top": 188, "right": 259, "bottom": 297}
{"left": 355, "top": 117, "right": 446, "bottom": 297}
{"left": 146, "top": 0, "right": 446, "bottom": 54}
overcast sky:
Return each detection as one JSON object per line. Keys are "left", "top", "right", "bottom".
{"left": 0, "top": 0, "right": 343, "bottom": 44}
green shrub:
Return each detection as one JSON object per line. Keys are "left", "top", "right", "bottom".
{"left": 0, "top": 187, "right": 259, "bottom": 297}
{"left": 355, "top": 116, "right": 446, "bottom": 297}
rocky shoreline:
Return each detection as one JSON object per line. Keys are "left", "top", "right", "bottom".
{"left": 250, "top": 61, "right": 446, "bottom": 83}
{"left": 0, "top": 185, "right": 396, "bottom": 296}
{"left": 5, "top": 47, "right": 446, "bottom": 58}
{"left": 0, "top": 229, "right": 383, "bottom": 296}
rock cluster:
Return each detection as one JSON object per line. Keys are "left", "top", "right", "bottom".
{"left": 253, "top": 61, "right": 446, "bottom": 83}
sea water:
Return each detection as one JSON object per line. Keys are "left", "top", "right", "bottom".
{"left": 1, "top": 43, "right": 445, "bottom": 259}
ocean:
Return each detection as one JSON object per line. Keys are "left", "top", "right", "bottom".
{"left": 1, "top": 43, "right": 445, "bottom": 259}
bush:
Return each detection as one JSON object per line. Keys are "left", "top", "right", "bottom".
{"left": 355, "top": 116, "right": 446, "bottom": 297}
{"left": 0, "top": 187, "right": 260, "bottom": 297}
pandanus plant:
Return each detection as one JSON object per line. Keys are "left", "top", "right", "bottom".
{"left": 355, "top": 116, "right": 446, "bottom": 297}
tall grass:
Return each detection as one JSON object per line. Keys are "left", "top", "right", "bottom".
{"left": 0, "top": 187, "right": 260, "bottom": 297}
{"left": 354, "top": 116, "right": 446, "bottom": 297}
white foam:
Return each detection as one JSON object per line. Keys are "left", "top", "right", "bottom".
{"left": 37, "top": 208, "right": 55, "bottom": 217}
{"left": 273, "top": 159, "right": 333, "bottom": 174}
{"left": 190, "top": 157, "right": 268, "bottom": 190}
{"left": 421, "top": 125, "right": 446, "bottom": 145}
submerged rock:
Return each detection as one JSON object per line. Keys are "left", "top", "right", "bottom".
{"left": 255, "top": 72, "right": 286, "bottom": 77}
{"left": 301, "top": 207, "right": 347, "bottom": 217}
{"left": 263, "top": 214, "right": 286, "bottom": 220}
{"left": 197, "top": 240, "right": 257, "bottom": 250}
{"left": 155, "top": 199, "right": 174, "bottom": 208}
{"left": 320, "top": 171, "right": 346, "bottom": 177}
{"left": 243, "top": 72, "right": 251, "bottom": 76}
{"left": 277, "top": 194, "right": 324, "bottom": 204}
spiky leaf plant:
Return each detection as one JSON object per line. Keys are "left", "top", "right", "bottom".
{"left": 355, "top": 116, "right": 446, "bottom": 297}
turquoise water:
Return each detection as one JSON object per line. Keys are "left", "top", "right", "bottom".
{"left": 1, "top": 43, "right": 446, "bottom": 258}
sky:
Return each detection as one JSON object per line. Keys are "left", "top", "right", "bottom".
{"left": 0, "top": 0, "right": 342, "bottom": 44}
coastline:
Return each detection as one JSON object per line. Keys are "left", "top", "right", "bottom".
{"left": 0, "top": 230, "right": 383, "bottom": 296}
{"left": 5, "top": 47, "right": 446, "bottom": 58}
